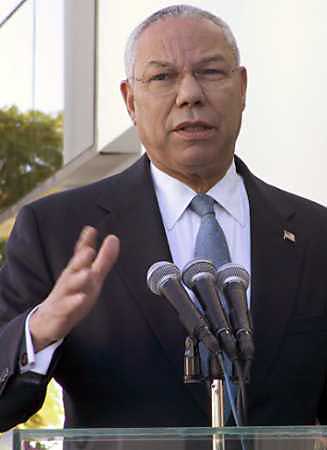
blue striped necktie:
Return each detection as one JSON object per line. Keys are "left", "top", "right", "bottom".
{"left": 190, "top": 193, "right": 231, "bottom": 266}
{"left": 189, "top": 193, "right": 235, "bottom": 422}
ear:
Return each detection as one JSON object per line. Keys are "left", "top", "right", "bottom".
{"left": 120, "top": 80, "right": 136, "bottom": 124}
{"left": 239, "top": 66, "right": 247, "bottom": 110}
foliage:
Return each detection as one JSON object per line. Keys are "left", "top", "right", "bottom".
{"left": 0, "top": 107, "right": 64, "bottom": 429}
{"left": 18, "top": 380, "right": 64, "bottom": 429}
{"left": 0, "top": 106, "right": 63, "bottom": 212}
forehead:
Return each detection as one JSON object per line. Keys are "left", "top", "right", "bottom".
{"left": 134, "top": 17, "right": 235, "bottom": 72}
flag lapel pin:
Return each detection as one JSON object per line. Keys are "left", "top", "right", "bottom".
{"left": 283, "top": 230, "right": 296, "bottom": 243}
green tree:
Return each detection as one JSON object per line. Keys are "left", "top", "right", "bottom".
{"left": 0, "top": 107, "right": 64, "bottom": 428}
{"left": 0, "top": 106, "right": 63, "bottom": 211}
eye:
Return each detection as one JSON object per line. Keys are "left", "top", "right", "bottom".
{"left": 205, "top": 69, "right": 221, "bottom": 74}
{"left": 149, "top": 73, "right": 171, "bottom": 82}
{"left": 198, "top": 68, "right": 227, "bottom": 77}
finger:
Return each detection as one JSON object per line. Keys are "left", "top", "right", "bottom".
{"left": 92, "top": 235, "right": 120, "bottom": 283}
{"left": 60, "top": 268, "right": 95, "bottom": 295}
{"left": 74, "top": 226, "right": 97, "bottom": 253}
{"left": 68, "top": 246, "right": 97, "bottom": 273}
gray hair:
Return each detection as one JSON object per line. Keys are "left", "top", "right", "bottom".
{"left": 124, "top": 4, "right": 240, "bottom": 79}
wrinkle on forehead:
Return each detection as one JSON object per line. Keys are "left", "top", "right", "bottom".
{"left": 134, "top": 17, "right": 235, "bottom": 75}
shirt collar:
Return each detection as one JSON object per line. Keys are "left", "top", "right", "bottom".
{"left": 207, "top": 160, "right": 246, "bottom": 227}
{"left": 151, "top": 159, "right": 246, "bottom": 230}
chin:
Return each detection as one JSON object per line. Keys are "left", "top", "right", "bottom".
{"left": 180, "top": 150, "right": 221, "bottom": 168}
{"left": 180, "top": 151, "right": 232, "bottom": 176}
{"left": 176, "top": 160, "right": 216, "bottom": 178}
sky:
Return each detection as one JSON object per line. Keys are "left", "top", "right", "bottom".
{"left": 0, "top": 0, "right": 63, "bottom": 114}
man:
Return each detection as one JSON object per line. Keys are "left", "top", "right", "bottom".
{"left": 1, "top": 5, "right": 327, "bottom": 431}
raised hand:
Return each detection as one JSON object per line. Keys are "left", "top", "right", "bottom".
{"left": 29, "top": 226, "right": 120, "bottom": 352}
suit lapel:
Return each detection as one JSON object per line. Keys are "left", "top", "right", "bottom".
{"left": 93, "top": 154, "right": 303, "bottom": 415}
{"left": 95, "top": 155, "right": 209, "bottom": 415}
{"left": 236, "top": 158, "right": 304, "bottom": 380}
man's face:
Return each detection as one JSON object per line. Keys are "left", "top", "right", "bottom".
{"left": 121, "top": 17, "right": 247, "bottom": 183}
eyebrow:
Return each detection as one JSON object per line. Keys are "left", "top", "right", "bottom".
{"left": 142, "top": 54, "right": 229, "bottom": 71}
{"left": 195, "top": 54, "right": 229, "bottom": 65}
{"left": 143, "top": 60, "right": 175, "bottom": 70}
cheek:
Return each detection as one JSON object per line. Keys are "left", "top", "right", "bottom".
{"left": 219, "top": 96, "right": 243, "bottom": 127}
{"left": 135, "top": 102, "right": 169, "bottom": 140}
{"left": 133, "top": 112, "right": 160, "bottom": 154}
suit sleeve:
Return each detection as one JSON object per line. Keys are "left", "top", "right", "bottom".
{"left": 0, "top": 205, "right": 61, "bottom": 431}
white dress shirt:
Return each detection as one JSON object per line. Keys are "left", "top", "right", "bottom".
{"left": 20, "top": 307, "right": 63, "bottom": 374}
{"left": 22, "top": 158, "right": 251, "bottom": 374}
{"left": 151, "top": 159, "right": 251, "bottom": 287}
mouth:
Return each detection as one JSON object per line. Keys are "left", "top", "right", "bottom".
{"left": 173, "top": 121, "right": 215, "bottom": 139}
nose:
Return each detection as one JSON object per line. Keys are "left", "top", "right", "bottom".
{"left": 175, "top": 73, "right": 205, "bottom": 108}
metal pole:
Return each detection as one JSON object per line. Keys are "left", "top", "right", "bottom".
{"left": 211, "top": 379, "right": 225, "bottom": 450}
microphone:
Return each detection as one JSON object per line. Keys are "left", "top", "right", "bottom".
{"left": 147, "top": 261, "right": 221, "bottom": 356}
{"left": 216, "top": 263, "right": 254, "bottom": 361}
{"left": 182, "top": 259, "right": 239, "bottom": 361}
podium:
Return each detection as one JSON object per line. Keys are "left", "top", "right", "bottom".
{"left": 2, "top": 427, "right": 327, "bottom": 450}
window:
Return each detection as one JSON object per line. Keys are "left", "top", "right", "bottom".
{"left": 0, "top": 0, "right": 64, "bottom": 212}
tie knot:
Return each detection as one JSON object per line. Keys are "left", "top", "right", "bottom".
{"left": 189, "top": 194, "right": 215, "bottom": 217}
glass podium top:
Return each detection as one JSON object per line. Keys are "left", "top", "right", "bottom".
{"left": 2, "top": 427, "right": 327, "bottom": 450}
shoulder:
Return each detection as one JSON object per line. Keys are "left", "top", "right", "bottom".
{"left": 23, "top": 155, "right": 149, "bottom": 215}
{"left": 257, "top": 175, "right": 327, "bottom": 218}
{"left": 235, "top": 156, "right": 327, "bottom": 230}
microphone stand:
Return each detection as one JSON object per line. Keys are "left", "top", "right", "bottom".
{"left": 184, "top": 337, "right": 225, "bottom": 450}
{"left": 209, "top": 353, "right": 225, "bottom": 450}
{"left": 209, "top": 354, "right": 224, "bottom": 428}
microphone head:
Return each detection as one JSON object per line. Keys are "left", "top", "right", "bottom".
{"left": 147, "top": 261, "right": 180, "bottom": 295}
{"left": 216, "top": 263, "right": 250, "bottom": 290}
{"left": 182, "top": 258, "right": 217, "bottom": 288}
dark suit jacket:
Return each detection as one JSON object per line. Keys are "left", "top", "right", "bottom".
{"left": 1, "top": 155, "right": 327, "bottom": 431}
